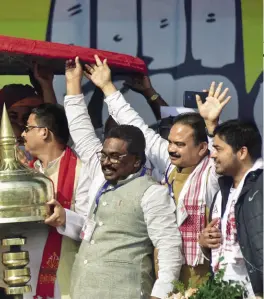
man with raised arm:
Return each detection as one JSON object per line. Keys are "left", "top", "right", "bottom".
{"left": 46, "top": 57, "right": 182, "bottom": 299}
{"left": 83, "top": 55, "right": 231, "bottom": 288}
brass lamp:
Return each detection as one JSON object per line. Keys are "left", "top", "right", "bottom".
{"left": 0, "top": 104, "right": 54, "bottom": 298}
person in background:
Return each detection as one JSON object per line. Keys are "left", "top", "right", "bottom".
{"left": 0, "top": 84, "right": 43, "bottom": 133}
{"left": 199, "top": 120, "right": 263, "bottom": 299}
{"left": 0, "top": 64, "right": 56, "bottom": 132}
{"left": 29, "top": 63, "right": 57, "bottom": 105}
{"left": 46, "top": 56, "right": 183, "bottom": 299}
{"left": 0, "top": 64, "right": 57, "bottom": 164}
{"left": 124, "top": 74, "right": 168, "bottom": 120}
{"left": 87, "top": 87, "right": 105, "bottom": 141}
{"left": 155, "top": 116, "right": 178, "bottom": 140}
{"left": 83, "top": 55, "right": 232, "bottom": 291}
{"left": 87, "top": 74, "right": 169, "bottom": 140}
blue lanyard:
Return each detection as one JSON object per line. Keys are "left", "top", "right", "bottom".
{"left": 165, "top": 163, "right": 174, "bottom": 197}
{"left": 94, "top": 167, "right": 147, "bottom": 213}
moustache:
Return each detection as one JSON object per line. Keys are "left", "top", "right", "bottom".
{"left": 16, "top": 136, "right": 24, "bottom": 144}
{"left": 102, "top": 166, "right": 116, "bottom": 172}
{"left": 169, "top": 152, "right": 181, "bottom": 158}
{"left": 20, "top": 136, "right": 26, "bottom": 143}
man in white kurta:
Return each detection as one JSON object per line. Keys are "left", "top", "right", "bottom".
{"left": 47, "top": 57, "right": 183, "bottom": 299}
{"left": 81, "top": 55, "right": 233, "bottom": 287}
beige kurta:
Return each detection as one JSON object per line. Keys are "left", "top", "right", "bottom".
{"left": 34, "top": 153, "right": 82, "bottom": 298}
{"left": 0, "top": 153, "right": 82, "bottom": 299}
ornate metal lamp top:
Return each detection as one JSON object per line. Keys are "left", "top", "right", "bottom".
{"left": 0, "top": 103, "right": 54, "bottom": 223}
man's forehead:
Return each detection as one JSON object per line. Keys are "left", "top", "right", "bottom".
{"left": 213, "top": 135, "right": 228, "bottom": 147}
{"left": 27, "top": 113, "right": 37, "bottom": 124}
{"left": 8, "top": 106, "right": 31, "bottom": 114}
{"left": 103, "top": 138, "right": 128, "bottom": 153}
{"left": 168, "top": 124, "right": 194, "bottom": 142}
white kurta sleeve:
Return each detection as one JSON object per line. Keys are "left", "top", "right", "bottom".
{"left": 57, "top": 209, "right": 85, "bottom": 241}
{"left": 64, "top": 94, "right": 102, "bottom": 179}
{"left": 141, "top": 184, "right": 182, "bottom": 298}
{"left": 104, "top": 91, "right": 171, "bottom": 176}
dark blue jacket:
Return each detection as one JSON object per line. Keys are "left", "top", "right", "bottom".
{"left": 209, "top": 169, "right": 263, "bottom": 296}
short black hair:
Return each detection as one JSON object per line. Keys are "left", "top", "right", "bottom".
{"left": 31, "top": 104, "right": 70, "bottom": 145}
{"left": 172, "top": 113, "right": 207, "bottom": 145}
{"left": 104, "top": 116, "right": 118, "bottom": 136}
{"left": 157, "top": 116, "right": 176, "bottom": 140}
{"left": 105, "top": 125, "right": 146, "bottom": 165}
{"left": 214, "top": 119, "right": 262, "bottom": 162}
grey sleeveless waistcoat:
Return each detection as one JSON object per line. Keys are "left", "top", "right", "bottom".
{"left": 70, "top": 176, "right": 157, "bottom": 299}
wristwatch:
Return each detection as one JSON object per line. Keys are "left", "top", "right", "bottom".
{"left": 205, "top": 127, "right": 214, "bottom": 138}
{"left": 149, "top": 93, "right": 160, "bottom": 102}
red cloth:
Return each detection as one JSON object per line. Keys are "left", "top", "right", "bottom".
{"left": 0, "top": 35, "right": 147, "bottom": 75}
{"left": 28, "top": 158, "right": 37, "bottom": 169}
{"left": 33, "top": 147, "right": 77, "bottom": 299}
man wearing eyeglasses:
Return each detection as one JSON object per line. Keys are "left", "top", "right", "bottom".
{"left": 79, "top": 55, "right": 234, "bottom": 291}
{"left": 45, "top": 57, "right": 182, "bottom": 299}
{"left": 0, "top": 103, "right": 84, "bottom": 299}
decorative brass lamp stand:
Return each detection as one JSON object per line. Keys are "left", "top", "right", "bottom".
{"left": 0, "top": 104, "right": 54, "bottom": 298}
{"left": 2, "top": 238, "right": 30, "bottom": 299}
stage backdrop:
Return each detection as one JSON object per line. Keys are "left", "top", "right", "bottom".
{"left": 0, "top": 0, "right": 262, "bottom": 132}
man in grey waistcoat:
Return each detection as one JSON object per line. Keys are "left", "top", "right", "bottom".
{"left": 46, "top": 57, "right": 182, "bottom": 299}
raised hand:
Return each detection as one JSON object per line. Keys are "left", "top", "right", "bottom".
{"left": 65, "top": 57, "right": 83, "bottom": 95}
{"left": 84, "top": 55, "right": 112, "bottom": 89}
{"left": 31, "top": 63, "right": 57, "bottom": 104}
{"left": 124, "top": 75, "right": 152, "bottom": 95}
{"left": 196, "top": 82, "right": 231, "bottom": 124}
{"left": 65, "top": 56, "right": 83, "bottom": 83}
{"left": 33, "top": 63, "right": 54, "bottom": 87}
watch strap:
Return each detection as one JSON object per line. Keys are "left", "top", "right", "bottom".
{"left": 150, "top": 93, "right": 160, "bottom": 102}
{"left": 205, "top": 127, "right": 214, "bottom": 137}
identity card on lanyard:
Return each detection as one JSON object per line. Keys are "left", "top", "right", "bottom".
{"left": 165, "top": 163, "right": 174, "bottom": 198}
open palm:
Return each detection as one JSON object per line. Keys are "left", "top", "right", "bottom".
{"left": 84, "top": 55, "right": 111, "bottom": 90}
{"left": 196, "top": 82, "right": 231, "bottom": 123}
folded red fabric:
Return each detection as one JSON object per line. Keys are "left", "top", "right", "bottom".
{"left": 0, "top": 35, "right": 147, "bottom": 75}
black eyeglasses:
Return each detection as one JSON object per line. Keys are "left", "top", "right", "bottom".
{"left": 96, "top": 151, "right": 127, "bottom": 164}
{"left": 24, "top": 125, "right": 47, "bottom": 133}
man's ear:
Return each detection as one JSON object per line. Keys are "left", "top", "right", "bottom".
{"left": 42, "top": 128, "right": 49, "bottom": 140}
{"left": 134, "top": 158, "right": 141, "bottom": 168}
{"left": 199, "top": 141, "right": 209, "bottom": 157}
{"left": 237, "top": 146, "right": 248, "bottom": 161}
